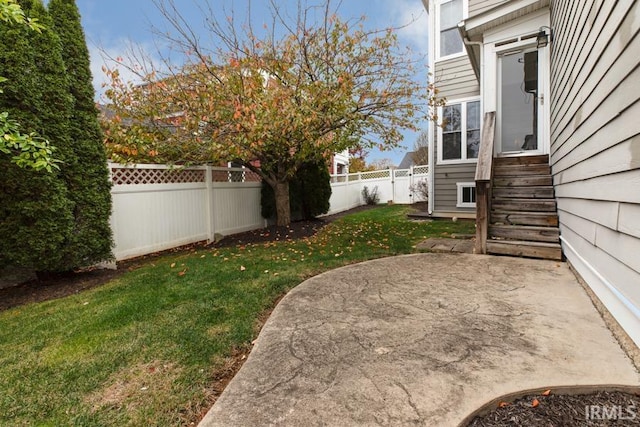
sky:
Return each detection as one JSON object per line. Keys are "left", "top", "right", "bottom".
{"left": 73, "top": 0, "right": 430, "bottom": 166}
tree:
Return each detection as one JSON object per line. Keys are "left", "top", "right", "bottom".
{"left": 369, "top": 158, "right": 396, "bottom": 170}
{"left": 411, "top": 129, "right": 428, "bottom": 165}
{"left": 261, "top": 156, "right": 331, "bottom": 221}
{"left": 0, "top": 0, "right": 75, "bottom": 272}
{"left": 103, "top": 0, "right": 439, "bottom": 226}
{"left": 0, "top": 0, "right": 58, "bottom": 172}
{"left": 348, "top": 145, "right": 370, "bottom": 173}
{"left": 49, "top": 0, "right": 113, "bottom": 268}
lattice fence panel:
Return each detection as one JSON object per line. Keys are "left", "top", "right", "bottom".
{"left": 111, "top": 167, "right": 205, "bottom": 185}
{"left": 211, "top": 168, "right": 262, "bottom": 182}
{"left": 413, "top": 165, "right": 429, "bottom": 175}
{"left": 394, "top": 169, "right": 410, "bottom": 178}
{"left": 360, "top": 170, "right": 391, "bottom": 180}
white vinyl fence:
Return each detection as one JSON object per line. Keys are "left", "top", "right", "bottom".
{"left": 109, "top": 163, "right": 265, "bottom": 261}
{"left": 108, "top": 163, "right": 428, "bottom": 261}
{"left": 327, "top": 165, "right": 429, "bottom": 215}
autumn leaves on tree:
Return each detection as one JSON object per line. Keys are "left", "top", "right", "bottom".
{"left": 102, "top": 0, "right": 438, "bottom": 226}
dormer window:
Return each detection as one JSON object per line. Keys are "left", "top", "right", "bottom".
{"left": 438, "top": 0, "right": 464, "bottom": 59}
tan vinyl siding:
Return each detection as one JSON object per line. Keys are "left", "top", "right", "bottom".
{"left": 468, "top": 0, "right": 509, "bottom": 17}
{"left": 433, "top": 163, "right": 476, "bottom": 212}
{"left": 434, "top": 56, "right": 480, "bottom": 100}
{"left": 550, "top": 0, "right": 640, "bottom": 346}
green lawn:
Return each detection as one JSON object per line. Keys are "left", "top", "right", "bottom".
{"left": 0, "top": 205, "right": 474, "bottom": 426}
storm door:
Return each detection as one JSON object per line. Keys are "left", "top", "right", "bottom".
{"left": 498, "top": 48, "right": 543, "bottom": 154}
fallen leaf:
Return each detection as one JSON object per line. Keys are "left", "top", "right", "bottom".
{"left": 170, "top": 263, "right": 176, "bottom": 268}
{"left": 541, "top": 389, "right": 551, "bottom": 396}
{"left": 178, "top": 270, "right": 187, "bottom": 276}
{"left": 532, "top": 398, "right": 540, "bottom": 408}
{"left": 498, "top": 402, "right": 509, "bottom": 408}
{"left": 240, "top": 265, "right": 246, "bottom": 271}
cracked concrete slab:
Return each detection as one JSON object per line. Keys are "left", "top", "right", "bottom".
{"left": 199, "top": 253, "right": 640, "bottom": 427}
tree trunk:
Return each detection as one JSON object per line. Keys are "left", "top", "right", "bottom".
{"left": 274, "top": 180, "right": 291, "bottom": 226}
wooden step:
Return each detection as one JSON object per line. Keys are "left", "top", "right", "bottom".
{"left": 491, "top": 211, "right": 559, "bottom": 227}
{"left": 493, "top": 175, "right": 553, "bottom": 187}
{"left": 487, "top": 240, "right": 562, "bottom": 260}
{"left": 492, "top": 186, "right": 555, "bottom": 199}
{"left": 489, "top": 225, "right": 559, "bottom": 243}
{"left": 492, "top": 198, "right": 557, "bottom": 212}
{"left": 493, "top": 155, "right": 549, "bottom": 166}
{"left": 494, "top": 164, "right": 551, "bottom": 177}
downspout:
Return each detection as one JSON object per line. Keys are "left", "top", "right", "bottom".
{"left": 461, "top": 37, "right": 483, "bottom": 90}
{"left": 428, "top": 101, "right": 435, "bottom": 215}
{"left": 426, "top": 4, "right": 435, "bottom": 215}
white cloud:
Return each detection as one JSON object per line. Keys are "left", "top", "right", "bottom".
{"left": 88, "top": 40, "right": 163, "bottom": 103}
{"left": 390, "top": 0, "right": 430, "bottom": 54}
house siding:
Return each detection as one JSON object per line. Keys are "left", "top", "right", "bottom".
{"left": 433, "top": 163, "right": 477, "bottom": 212}
{"left": 432, "top": 56, "right": 479, "bottom": 214}
{"left": 550, "top": 0, "right": 640, "bottom": 346}
{"left": 434, "top": 56, "right": 480, "bottom": 100}
{"left": 468, "top": 0, "right": 509, "bottom": 17}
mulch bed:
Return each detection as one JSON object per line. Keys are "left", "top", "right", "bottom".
{"left": 0, "top": 205, "right": 376, "bottom": 311}
{"left": 466, "top": 389, "right": 640, "bottom": 426}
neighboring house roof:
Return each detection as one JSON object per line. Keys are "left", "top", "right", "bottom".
{"left": 398, "top": 152, "right": 416, "bottom": 169}
{"left": 398, "top": 147, "right": 428, "bottom": 169}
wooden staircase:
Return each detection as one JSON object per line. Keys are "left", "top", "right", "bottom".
{"left": 486, "top": 155, "right": 562, "bottom": 260}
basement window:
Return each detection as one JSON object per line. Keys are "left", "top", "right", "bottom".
{"left": 456, "top": 182, "right": 476, "bottom": 208}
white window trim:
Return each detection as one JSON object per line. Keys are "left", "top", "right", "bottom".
{"left": 435, "top": 0, "right": 468, "bottom": 62}
{"left": 437, "top": 97, "right": 481, "bottom": 165}
{"left": 483, "top": 9, "right": 551, "bottom": 155}
{"left": 456, "top": 182, "right": 476, "bottom": 208}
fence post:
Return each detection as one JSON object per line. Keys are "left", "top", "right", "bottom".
{"left": 391, "top": 168, "right": 395, "bottom": 203}
{"left": 107, "top": 162, "right": 119, "bottom": 263}
{"left": 205, "top": 166, "right": 214, "bottom": 243}
{"left": 409, "top": 165, "right": 414, "bottom": 204}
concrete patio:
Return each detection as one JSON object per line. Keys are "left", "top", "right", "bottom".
{"left": 200, "top": 253, "right": 640, "bottom": 426}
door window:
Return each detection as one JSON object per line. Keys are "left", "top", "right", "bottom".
{"left": 499, "top": 49, "right": 538, "bottom": 152}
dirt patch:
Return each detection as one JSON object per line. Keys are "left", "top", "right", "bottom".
{"left": 196, "top": 347, "right": 253, "bottom": 422}
{"left": 87, "top": 361, "right": 182, "bottom": 413}
{"left": 465, "top": 388, "right": 640, "bottom": 426}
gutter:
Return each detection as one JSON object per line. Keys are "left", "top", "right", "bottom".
{"left": 458, "top": 22, "right": 482, "bottom": 81}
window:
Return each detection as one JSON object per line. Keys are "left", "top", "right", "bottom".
{"left": 438, "top": 0, "right": 464, "bottom": 58}
{"left": 457, "top": 182, "right": 476, "bottom": 208}
{"left": 227, "top": 161, "right": 246, "bottom": 182}
{"left": 439, "top": 99, "right": 480, "bottom": 163}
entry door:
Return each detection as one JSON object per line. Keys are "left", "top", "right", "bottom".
{"left": 498, "top": 47, "right": 544, "bottom": 155}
